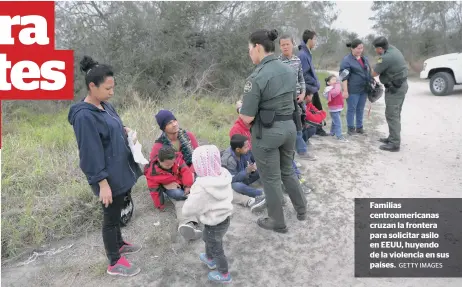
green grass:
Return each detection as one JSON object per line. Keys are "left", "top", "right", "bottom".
{"left": 1, "top": 72, "right": 333, "bottom": 258}
{"left": 1, "top": 91, "right": 236, "bottom": 259}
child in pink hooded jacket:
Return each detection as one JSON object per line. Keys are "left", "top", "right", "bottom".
{"left": 182, "top": 145, "right": 233, "bottom": 283}
{"left": 323, "top": 75, "right": 348, "bottom": 142}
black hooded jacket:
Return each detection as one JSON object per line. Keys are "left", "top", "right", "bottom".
{"left": 68, "top": 100, "right": 142, "bottom": 197}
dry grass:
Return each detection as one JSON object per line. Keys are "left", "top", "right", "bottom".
{"left": 1, "top": 89, "right": 236, "bottom": 259}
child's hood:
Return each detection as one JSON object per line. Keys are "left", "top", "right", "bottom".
{"left": 194, "top": 167, "right": 232, "bottom": 200}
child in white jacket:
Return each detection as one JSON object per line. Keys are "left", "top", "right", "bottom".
{"left": 182, "top": 145, "right": 233, "bottom": 283}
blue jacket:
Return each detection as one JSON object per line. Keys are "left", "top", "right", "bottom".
{"left": 221, "top": 147, "right": 255, "bottom": 183}
{"left": 68, "top": 100, "right": 142, "bottom": 197}
{"left": 339, "top": 54, "right": 372, "bottom": 95}
{"left": 298, "top": 41, "right": 320, "bottom": 94}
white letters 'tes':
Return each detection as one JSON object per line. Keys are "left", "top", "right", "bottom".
{"left": 0, "top": 54, "right": 66, "bottom": 91}
{"left": 0, "top": 15, "right": 49, "bottom": 45}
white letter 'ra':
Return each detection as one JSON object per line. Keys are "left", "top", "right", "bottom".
{"left": 0, "top": 15, "right": 49, "bottom": 45}
{"left": 19, "top": 16, "right": 49, "bottom": 45}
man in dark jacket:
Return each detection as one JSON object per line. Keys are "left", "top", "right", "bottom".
{"left": 298, "top": 29, "right": 328, "bottom": 136}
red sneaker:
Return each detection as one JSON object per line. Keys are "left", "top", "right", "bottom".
{"left": 107, "top": 256, "right": 141, "bottom": 277}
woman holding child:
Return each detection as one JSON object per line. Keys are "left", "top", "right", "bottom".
{"left": 340, "top": 39, "right": 373, "bottom": 136}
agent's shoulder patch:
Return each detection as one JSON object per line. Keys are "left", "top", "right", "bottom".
{"left": 377, "top": 57, "right": 383, "bottom": 64}
{"left": 244, "top": 81, "right": 252, "bottom": 93}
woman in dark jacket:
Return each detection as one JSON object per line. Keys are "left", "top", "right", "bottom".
{"left": 339, "top": 39, "right": 372, "bottom": 135}
{"left": 68, "top": 56, "right": 143, "bottom": 277}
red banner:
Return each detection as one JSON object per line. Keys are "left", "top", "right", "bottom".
{"left": 0, "top": 1, "right": 74, "bottom": 100}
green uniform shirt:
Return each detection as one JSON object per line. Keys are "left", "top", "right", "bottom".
{"left": 374, "top": 45, "right": 408, "bottom": 85}
{"left": 240, "top": 54, "right": 297, "bottom": 118}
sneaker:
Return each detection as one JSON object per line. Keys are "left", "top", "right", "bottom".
{"left": 295, "top": 161, "right": 302, "bottom": 168}
{"left": 298, "top": 153, "right": 317, "bottom": 161}
{"left": 107, "top": 256, "right": 141, "bottom": 277}
{"left": 178, "top": 222, "right": 202, "bottom": 241}
{"left": 119, "top": 241, "right": 142, "bottom": 255}
{"left": 208, "top": 271, "right": 232, "bottom": 283}
{"left": 356, "top": 127, "right": 365, "bottom": 135}
{"left": 199, "top": 253, "right": 216, "bottom": 269}
{"left": 300, "top": 185, "right": 312, "bottom": 194}
{"left": 299, "top": 177, "right": 306, "bottom": 184}
{"left": 337, "top": 136, "right": 349, "bottom": 143}
{"left": 250, "top": 195, "right": 266, "bottom": 213}
{"left": 306, "top": 140, "right": 314, "bottom": 146}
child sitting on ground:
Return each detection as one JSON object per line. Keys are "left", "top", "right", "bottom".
{"left": 144, "top": 145, "right": 194, "bottom": 210}
{"left": 323, "top": 74, "right": 348, "bottom": 142}
{"left": 222, "top": 134, "right": 266, "bottom": 207}
{"left": 182, "top": 145, "right": 234, "bottom": 283}
{"left": 304, "top": 94, "right": 327, "bottom": 143}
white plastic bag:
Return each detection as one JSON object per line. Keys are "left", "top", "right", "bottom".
{"left": 127, "top": 130, "right": 149, "bottom": 165}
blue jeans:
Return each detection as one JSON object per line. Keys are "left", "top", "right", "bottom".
{"left": 330, "top": 111, "right": 342, "bottom": 138}
{"left": 302, "top": 126, "right": 317, "bottom": 142}
{"left": 164, "top": 188, "right": 187, "bottom": 200}
{"left": 346, "top": 93, "right": 367, "bottom": 128}
{"left": 231, "top": 172, "right": 262, "bottom": 197}
{"left": 295, "top": 130, "right": 307, "bottom": 154}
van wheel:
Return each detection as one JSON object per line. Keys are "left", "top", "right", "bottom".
{"left": 430, "top": 72, "right": 455, "bottom": 96}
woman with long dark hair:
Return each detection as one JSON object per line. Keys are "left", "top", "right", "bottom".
{"left": 339, "top": 39, "right": 372, "bottom": 135}
{"left": 239, "top": 29, "right": 307, "bottom": 233}
{"left": 68, "top": 56, "right": 143, "bottom": 276}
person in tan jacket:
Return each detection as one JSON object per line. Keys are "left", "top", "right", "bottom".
{"left": 182, "top": 145, "right": 233, "bottom": 283}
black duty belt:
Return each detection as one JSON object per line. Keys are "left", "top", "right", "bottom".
{"left": 274, "top": 114, "right": 293, "bottom": 121}
{"left": 255, "top": 114, "right": 293, "bottom": 140}
{"left": 384, "top": 78, "right": 407, "bottom": 89}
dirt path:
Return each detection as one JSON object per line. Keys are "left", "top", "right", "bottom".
{"left": 2, "top": 80, "right": 462, "bottom": 287}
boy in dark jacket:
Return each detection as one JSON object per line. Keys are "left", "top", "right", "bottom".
{"left": 298, "top": 29, "right": 328, "bottom": 136}
{"left": 221, "top": 134, "right": 264, "bottom": 199}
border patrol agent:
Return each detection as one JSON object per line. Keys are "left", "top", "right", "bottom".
{"left": 371, "top": 37, "right": 408, "bottom": 152}
{"left": 239, "top": 29, "right": 307, "bottom": 233}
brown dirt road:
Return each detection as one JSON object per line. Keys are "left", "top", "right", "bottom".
{"left": 2, "top": 80, "right": 462, "bottom": 286}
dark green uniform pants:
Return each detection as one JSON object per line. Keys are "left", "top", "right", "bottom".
{"left": 252, "top": 120, "right": 307, "bottom": 228}
{"left": 385, "top": 81, "right": 408, "bottom": 146}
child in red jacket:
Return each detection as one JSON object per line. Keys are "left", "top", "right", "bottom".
{"left": 145, "top": 145, "right": 195, "bottom": 210}
{"left": 323, "top": 75, "right": 348, "bottom": 142}
{"left": 303, "top": 95, "right": 327, "bottom": 143}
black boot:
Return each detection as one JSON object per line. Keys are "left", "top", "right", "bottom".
{"left": 297, "top": 213, "right": 307, "bottom": 221}
{"left": 356, "top": 127, "right": 365, "bottom": 134}
{"left": 348, "top": 127, "right": 356, "bottom": 135}
{"left": 379, "top": 143, "right": 400, "bottom": 152}
{"left": 378, "top": 137, "right": 389, "bottom": 144}
{"left": 316, "top": 127, "right": 329, "bottom": 136}
{"left": 257, "top": 218, "right": 288, "bottom": 233}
